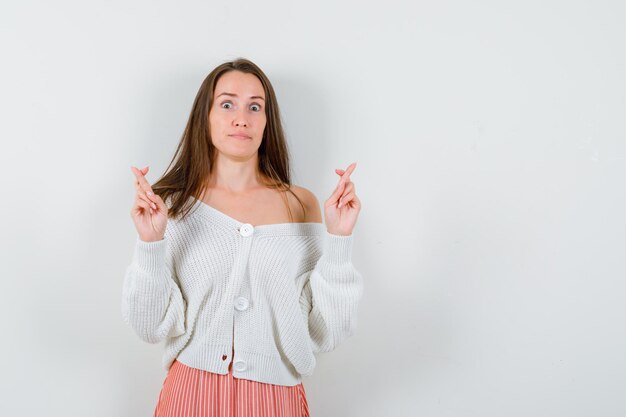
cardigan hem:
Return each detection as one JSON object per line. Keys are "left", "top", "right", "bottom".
{"left": 175, "top": 344, "right": 306, "bottom": 387}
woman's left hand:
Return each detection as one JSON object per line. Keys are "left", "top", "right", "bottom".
{"left": 324, "top": 162, "right": 361, "bottom": 236}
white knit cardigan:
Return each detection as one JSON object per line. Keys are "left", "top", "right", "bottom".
{"left": 121, "top": 196, "right": 364, "bottom": 386}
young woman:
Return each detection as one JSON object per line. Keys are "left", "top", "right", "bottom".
{"left": 122, "top": 58, "right": 363, "bottom": 417}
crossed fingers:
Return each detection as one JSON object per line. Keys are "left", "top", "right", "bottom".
{"left": 131, "top": 166, "right": 158, "bottom": 211}
{"left": 333, "top": 162, "right": 357, "bottom": 209}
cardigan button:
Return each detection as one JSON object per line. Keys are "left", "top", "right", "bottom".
{"left": 234, "top": 296, "right": 249, "bottom": 311}
{"left": 239, "top": 223, "right": 254, "bottom": 237}
{"left": 222, "top": 354, "right": 228, "bottom": 361}
{"left": 233, "top": 360, "right": 247, "bottom": 372}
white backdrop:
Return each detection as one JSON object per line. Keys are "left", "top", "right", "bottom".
{"left": 1, "top": 0, "right": 625, "bottom": 416}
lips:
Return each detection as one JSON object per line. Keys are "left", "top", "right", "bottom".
{"left": 229, "top": 134, "right": 251, "bottom": 139}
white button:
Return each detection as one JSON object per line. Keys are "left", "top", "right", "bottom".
{"left": 239, "top": 223, "right": 254, "bottom": 237}
{"left": 233, "top": 360, "right": 247, "bottom": 372}
{"left": 234, "top": 296, "right": 249, "bottom": 311}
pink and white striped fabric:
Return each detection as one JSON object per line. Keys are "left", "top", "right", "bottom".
{"left": 152, "top": 358, "right": 310, "bottom": 417}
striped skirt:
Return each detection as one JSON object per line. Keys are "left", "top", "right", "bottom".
{"left": 152, "top": 358, "right": 310, "bottom": 417}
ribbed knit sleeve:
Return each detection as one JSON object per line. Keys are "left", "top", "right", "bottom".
{"left": 299, "top": 230, "right": 364, "bottom": 354}
{"left": 121, "top": 235, "right": 186, "bottom": 344}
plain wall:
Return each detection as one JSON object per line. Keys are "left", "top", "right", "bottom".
{"left": 1, "top": 0, "right": 625, "bottom": 416}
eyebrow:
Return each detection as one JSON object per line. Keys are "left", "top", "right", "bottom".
{"left": 216, "top": 92, "right": 265, "bottom": 101}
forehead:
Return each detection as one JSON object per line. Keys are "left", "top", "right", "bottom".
{"left": 214, "top": 71, "right": 265, "bottom": 97}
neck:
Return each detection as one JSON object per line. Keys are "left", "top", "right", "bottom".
{"left": 208, "top": 152, "right": 264, "bottom": 194}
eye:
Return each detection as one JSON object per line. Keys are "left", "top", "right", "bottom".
{"left": 250, "top": 103, "right": 262, "bottom": 112}
{"left": 220, "top": 101, "right": 233, "bottom": 109}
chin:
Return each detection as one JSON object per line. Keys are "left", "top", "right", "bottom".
{"left": 222, "top": 148, "right": 260, "bottom": 159}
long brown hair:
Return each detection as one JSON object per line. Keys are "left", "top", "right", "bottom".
{"left": 150, "top": 57, "right": 305, "bottom": 222}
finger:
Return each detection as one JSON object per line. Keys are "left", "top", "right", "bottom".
{"left": 139, "top": 197, "right": 156, "bottom": 215}
{"left": 135, "top": 182, "right": 157, "bottom": 209}
{"left": 134, "top": 180, "right": 154, "bottom": 200}
{"left": 130, "top": 166, "right": 142, "bottom": 177}
{"left": 131, "top": 165, "right": 149, "bottom": 175}
{"left": 338, "top": 191, "right": 355, "bottom": 209}
{"left": 341, "top": 181, "right": 354, "bottom": 194}
{"left": 350, "top": 193, "right": 361, "bottom": 209}
{"left": 329, "top": 163, "right": 356, "bottom": 204}
{"left": 131, "top": 166, "right": 152, "bottom": 190}
{"left": 337, "top": 182, "right": 355, "bottom": 207}
{"left": 150, "top": 193, "right": 166, "bottom": 213}
{"left": 329, "top": 179, "right": 347, "bottom": 204}
{"left": 133, "top": 195, "right": 152, "bottom": 214}
{"left": 342, "top": 162, "right": 357, "bottom": 178}
{"left": 134, "top": 178, "right": 152, "bottom": 197}
{"left": 136, "top": 182, "right": 165, "bottom": 213}
{"left": 337, "top": 162, "right": 357, "bottom": 186}
{"left": 337, "top": 181, "right": 354, "bottom": 200}
{"left": 131, "top": 166, "right": 157, "bottom": 201}
{"left": 334, "top": 168, "right": 350, "bottom": 190}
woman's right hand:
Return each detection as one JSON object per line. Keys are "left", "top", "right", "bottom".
{"left": 130, "top": 165, "right": 168, "bottom": 242}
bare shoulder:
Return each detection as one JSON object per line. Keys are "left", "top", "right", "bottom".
{"left": 289, "top": 184, "right": 323, "bottom": 223}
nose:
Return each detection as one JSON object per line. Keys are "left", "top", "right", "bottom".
{"left": 233, "top": 109, "right": 248, "bottom": 127}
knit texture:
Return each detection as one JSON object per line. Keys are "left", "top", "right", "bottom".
{"left": 121, "top": 196, "right": 364, "bottom": 386}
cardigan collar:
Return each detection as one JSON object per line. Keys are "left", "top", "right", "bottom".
{"left": 187, "top": 196, "right": 326, "bottom": 237}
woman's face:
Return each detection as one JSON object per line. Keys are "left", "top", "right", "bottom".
{"left": 209, "top": 70, "right": 267, "bottom": 160}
